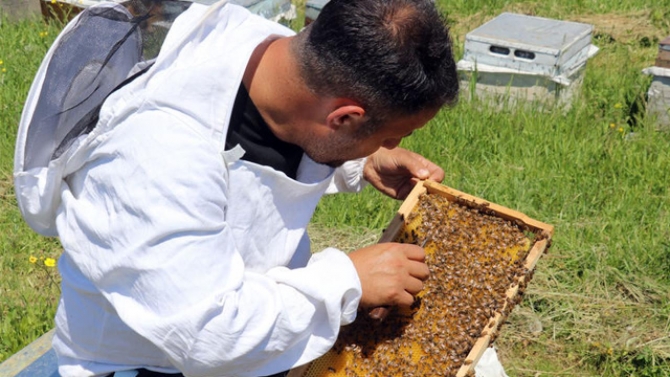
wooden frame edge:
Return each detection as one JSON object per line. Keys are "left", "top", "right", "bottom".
{"left": 423, "top": 180, "right": 554, "bottom": 239}
{"left": 288, "top": 180, "right": 553, "bottom": 377}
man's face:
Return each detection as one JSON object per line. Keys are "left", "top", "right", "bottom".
{"left": 303, "top": 107, "right": 439, "bottom": 167}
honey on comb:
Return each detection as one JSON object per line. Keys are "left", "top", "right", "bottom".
{"left": 300, "top": 192, "right": 536, "bottom": 377}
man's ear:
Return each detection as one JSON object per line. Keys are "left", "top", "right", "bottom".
{"left": 325, "top": 99, "right": 366, "bottom": 132}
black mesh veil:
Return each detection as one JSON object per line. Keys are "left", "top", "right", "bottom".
{"left": 14, "top": 0, "right": 294, "bottom": 235}
{"left": 22, "top": 0, "right": 193, "bottom": 171}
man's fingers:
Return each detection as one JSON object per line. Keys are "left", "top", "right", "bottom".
{"left": 368, "top": 307, "right": 389, "bottom": 320}
{"left": 404, "top": 276, "right": 424, "bottom": 295}
{"left": 396, "top": 290, "right": 417, "bottom": 307}
{"left": 350, "top": 243, "right": 431, "bottom": 308}
{"left": 427, "top": 163, "right": 445, "bottom": 183}
{"left": 407, "top": 259, "right": 430, "bottom": 281}
{"left": 400, "top": 153, "right": 431, "bottom": 180}
{"left": 403, "top": 244, "right": 426, "bottom": 262}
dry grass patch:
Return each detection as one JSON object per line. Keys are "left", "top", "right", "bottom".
{"left": 308, "top": 223, "right": 381, "bottom": 253}
{"left": 572, "top": 11, "right": 668, "bottom": 45}
{"left": 447, "top": 8, "right": 669, "bottom": 50}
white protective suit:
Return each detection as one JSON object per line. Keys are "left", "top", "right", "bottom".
{"left": 14, "top": 1, "right": 509, "bottom": 376}
{"left": 16, "top": 2, "right": 366, "bottom": 376}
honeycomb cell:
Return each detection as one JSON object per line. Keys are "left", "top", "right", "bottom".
{"left": 294, "top": 183, "right": 552, "bottom": 377}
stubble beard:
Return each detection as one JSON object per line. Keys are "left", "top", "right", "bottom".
{"left": 300, "top": 131, "right": 360, "bottom": 168}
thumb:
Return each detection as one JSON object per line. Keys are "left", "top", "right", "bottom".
{"left": 402, "top": 155, "right": 431, "bottom": 180}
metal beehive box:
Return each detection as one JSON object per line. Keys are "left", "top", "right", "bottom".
{"left": 456, "top": 13, "right": 598, "bottom": 109}
{"left": 305, "top": 0, "right": 329, "bottom": 25}
{"left": 642, "top": 65, "right": 670, "bottom": 128}
{"left": 288, "top": 180, "right": 554, "bottom": 377}
{"left": 461, "top": 12, "right": 594, "bottom": 77}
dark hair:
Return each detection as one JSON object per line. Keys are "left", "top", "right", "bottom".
{"left": 292, "top": 0, "right": 458, "bottom": 133}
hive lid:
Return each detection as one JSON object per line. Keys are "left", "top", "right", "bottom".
{"left": 460, "top": 13, "right": 596, "bottom": 78}
{"left": 466, "top": 12, "right": 593, "bottom": 55}
{"left": 642, "top": 66, "right": 670, "bottom": 78}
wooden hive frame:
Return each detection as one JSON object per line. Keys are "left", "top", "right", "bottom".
{"left": 288, "top": 180, "right": 554, "bottom": 377}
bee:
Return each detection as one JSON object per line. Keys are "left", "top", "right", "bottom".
{"left": 323, "top": 191, "right": 542, "bottom": 377}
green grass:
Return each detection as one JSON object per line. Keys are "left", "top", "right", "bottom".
{"left": 312, "top": 2, "right": 670, "bottom": 376}
{"left": 2, "top": 2, "right": 670, "bottom": 376}
{"left": 0, "top": 12, "right": 64, "bottom": 362}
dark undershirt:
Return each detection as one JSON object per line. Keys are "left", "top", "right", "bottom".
{"left": 225, "top": 82, "right": 304, "bottom": 180}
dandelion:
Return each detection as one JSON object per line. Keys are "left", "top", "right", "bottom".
{"left": 618, "top": 127, "right": 624, "bottom": 133}
{"left": 51, "top": 0, "right": 56, "bottom": 3}
{"left": 0, "top": 60, "right": 3, "bottom": 65}
{"left": 44, "top": 258, "right": 57, "bottom": 267}
{"left": 1, "top": 68, "right": 5, "bottom": 73}
{"left": 29, "top": 256, "right": 38, "bottom": 264}
{"left": 614, "top": 103, "right": 623, "bottom": 109}
{"left": 609, "top": 123, "right": 616, "bottom": 129}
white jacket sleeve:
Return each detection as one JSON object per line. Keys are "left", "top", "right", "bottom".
{"left": 56, "top": 110, "right": 361, "bottom": 377}
{"left": 325, "top": 158, "right": 369, "bottom": 194}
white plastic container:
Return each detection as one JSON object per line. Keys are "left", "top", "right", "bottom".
{"left": 457, "top": 12, "right": 599, "bottom": 109}
{"left": 642, "top": 66, "right": 670, "bottom": 128}
{"left": 641, "top": 37, "right": 670, "bottom": 128}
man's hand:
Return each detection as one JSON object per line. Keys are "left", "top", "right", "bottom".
{"left": 348, "top": 242, "right": 430, "bottom": 309}
{"left": 363, "top": 147, "right": 444, "bottom": 200}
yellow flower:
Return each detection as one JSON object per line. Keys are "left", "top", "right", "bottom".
{"left": 29, "top": 256, "right": 38, "bottom": 264}
{"left": 609, "top": 123, "right": 616, "bottom": 129}
{"left": 614, "top": 103, "right": 623, "bottom": 109}
{"left": 44, "top": 258, "right": 57, "bottom": 267}
{"left": 618, "top": 127, "right": 624, "bottom": 133}
{"left": 1, "top": 68, "right": 5, "bottom": 73}
{"left": 51, "top": 0, "right": 56, "bottom": 3}
{"left": 0, "top": 60, "right": 3, "bottom": 65}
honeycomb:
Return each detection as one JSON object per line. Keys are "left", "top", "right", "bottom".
{"left": 293, "top": 185, "right": 552, "bottom": 377}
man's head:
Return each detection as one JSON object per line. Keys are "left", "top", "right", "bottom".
{"left": 290, "top": 0, "right": 458, "bottom": 137}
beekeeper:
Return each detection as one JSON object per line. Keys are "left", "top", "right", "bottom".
{"left": 12, "top": 0, "right": 501, "bottom": 376}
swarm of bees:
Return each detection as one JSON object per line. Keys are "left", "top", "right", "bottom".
{"left": 299, "top": 191, "right": 544, "bottom": 377}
